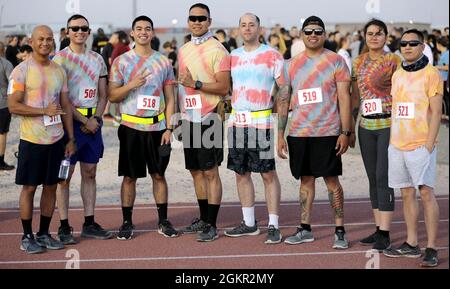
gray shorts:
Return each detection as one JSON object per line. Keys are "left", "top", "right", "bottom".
{"left": 388, "top": 145, "right": 437, "bottom": 189}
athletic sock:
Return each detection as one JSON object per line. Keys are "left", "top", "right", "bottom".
{"left": 242, "top": 207, "right": 255, "bottom": 227}
{"left": 207, "top": 204, "right": 220, "bottom": 228}
{"left": 157, "top": 203, "right": 168, "bottom": 224}
{"left": 198, "top": 199, "right": 208, "bottom": 222}
{"left": 122, "top": 207, "right": 133, "bottom": 224}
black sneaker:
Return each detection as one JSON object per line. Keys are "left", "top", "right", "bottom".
{"left": 197, "top": 224, "right": 218, "bottom": 242}
{"left": 57, "top": 226, "right": 78, "bottom": 245}
{"left": 0, "top": 162, "right": 14, "bottom": 171}
{"left": 36, "top": 233, "right": 64, "bottom": 250}
{"left": 372, "top": 233, "right": 390, "bottom": 252}
{"left": 182, "top": 218, "right": 208, "bottom": 234}
{"left": 264, "top": 225, "right": 282, "bottom": 244}
{"left": 81, "top": 222, "right": 113, "bottom": 240}
{"left": 117, "top": 221, "right": 135, "bottom": 240}
{"left": 420, "top": 248, "right": 438, "bottom": 267}
{"left": 359, "top": 230, "right": 377, "bottom": 246}
{"left": 158, "top": 219, "right": 180, "bottom": 238}
{"left": 224, "top": 220, "right": 260, "bottom": 237}
{"left": 383, "top": 242, "right": 422, "bottom": 258}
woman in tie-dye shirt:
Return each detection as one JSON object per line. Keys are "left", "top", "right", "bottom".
{"left": 351, "top": 19, "right": 401, "bottom": 251}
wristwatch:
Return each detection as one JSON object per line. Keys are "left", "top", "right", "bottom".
{"left": 341, "top": 131, "right": 352, "bottom": 137}
{"left": 194, "top": 80, "right": 203, "bottom": 90}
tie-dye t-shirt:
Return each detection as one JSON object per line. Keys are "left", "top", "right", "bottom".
{"left": 110, "top": 50, "right": 175, "bottom": 132}
{"left": 283, "top": 49, "right": 351, "bottom": 137}
{"left": 352, "top": 52, "right": 401, "bottom": 130}
{"left": 178, "top": 37, "right": 231, "bottom": 122}
{"left": 53, "top": 47, "right": 107, "bottom": 108}
{"left": 8, "top": 58, "right": 68, "bottom": 144}
{"left": 230, "top": 44, "right": 285, "bottom": 129}
{"left": 390, "top": 64, "right": 443, "bottom": 151}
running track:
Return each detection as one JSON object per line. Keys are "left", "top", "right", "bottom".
{"left": 0, "top": 196, "right": 448, "bottom": 269}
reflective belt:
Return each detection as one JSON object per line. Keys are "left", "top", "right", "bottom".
{"left": 121, "top": 112, "right": 165, "bottom": 125}
{"left": 76, "top": 107, "right": 97, "bottom": 117}
{"left": 231, "top": 108, "right": 272, "bottom": 119}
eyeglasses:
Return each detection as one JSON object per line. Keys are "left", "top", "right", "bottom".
{"left": 302, "top": 28, "right": 325, "bottom": 36}
{"left": 188, "top": 15, "right": 209, "bottom": 23}
{"left": 68, "top": 26, "right": 90, "bottom": 32}
{"left": 400, "top": 41, "right": 423, "bottom": 47}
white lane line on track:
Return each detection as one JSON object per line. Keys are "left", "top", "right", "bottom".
{"left": 0, "top": 247, "right": 448, "bottom": 265}
{"left": 0, "top": 219, "right": 448, "bottom": 236}
{"left": 0, "top": 197, "right": 448, "bottom": 213}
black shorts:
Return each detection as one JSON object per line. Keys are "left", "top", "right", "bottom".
{"left": 118, "top": 125, "right": 170, "bottom": 178}
{"left": 182, "top": 114, "right": 223, "bottom": 171}
{"left": 227, "top": 127, "right": 275, "bottom": 175}
{"left": 287, "top": 135, "right": 342, "bottom": 179}
{"left": 16, "top": 138, "right": 65, "bottom": 186}
{"left": 0, "top": 108, "right": 11, "bottom": 134}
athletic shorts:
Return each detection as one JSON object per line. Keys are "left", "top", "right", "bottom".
{"left": 388, "top": 145, "right": 437, "bottom": 189}
{"left": 0, "top": 108, "right": 11, "bottom": 134}
{"left": 15, "top": 138, "right": 65, "bottom": 186}
{"left": 287, "top": 135, "right": 342, "bottom": 179}
{"left": 118, "top": 125, "right": 170, "bottom": 178}
{"left": 182, "top": 114, "right": 223, "bottom": 171}
{"left": 66, "top": 120, "right": 104, "bottom": 165}
{"left": 227, "top": 127, "right": 275, "bottom": 175}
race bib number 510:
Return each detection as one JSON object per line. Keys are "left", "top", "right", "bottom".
{"left": 184, "top": 94, "right": 202, "bottom": 110}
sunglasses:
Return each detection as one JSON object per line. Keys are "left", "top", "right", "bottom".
{"left": 68, "top": 26, "right": 90, "bottom": 32}
{"left": 188, "top": 15, "right": 209, "bottom": 23}
{"left": 303, "top": 28, "right": 325, "bottom": 36}
{"left": 400, "top": 41, "right": 422, "bottom": 48}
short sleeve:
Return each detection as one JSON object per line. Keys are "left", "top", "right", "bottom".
{"left": 213, "top": 49, "right": 231, "bottom": 73}
{"left": 335, "top": 55, "right": 351, "bottom": 83}
{"left": 428, "top": 68, "right": 444, "bottom": 98}
{"left": 7, "top": 65, "right": 26, "bottom": 95}
{"left": 109, "top": 57, "right": 124, "bottom": 85}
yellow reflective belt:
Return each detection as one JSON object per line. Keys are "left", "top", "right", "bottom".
{"left": 231, "top": 109, "right": 272, "bottom": 118}
{"left": 121, "top": 112, "right": 165, "bottom": 125}
{"left": 76, "top": 107, "right": 97, "bottom": 116}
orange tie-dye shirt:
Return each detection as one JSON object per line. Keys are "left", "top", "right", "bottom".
{"left": 390, "top": 64, "right": 443, "bottom": 151}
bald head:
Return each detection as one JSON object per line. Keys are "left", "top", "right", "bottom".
{"left": 30, "top": 25, "right": 54, "bottom": 58}
{"left": 239, "top": 13, "right": 260, "bottom": 27}
{"left": 32, "top": 25, "right": 53, "bottom": 38}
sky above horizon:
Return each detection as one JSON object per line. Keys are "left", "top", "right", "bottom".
{"left": 0, "top": 0, "right": 448, "bottom": 29}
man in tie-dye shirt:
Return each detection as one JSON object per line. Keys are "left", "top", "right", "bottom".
{"left": 277, "top": 16, "right": 352, "bottom": 249}
{"left": 109, "top": 16, "right": 178, "bottom": 240}
{"left": 177, "top": 3, "right": 231, "bottom": 242}
{"left": 384, "top": 29, "right": 443, "bottom": 268}
{"left": 8, "top": 25, "right": 76, "bottom": 254}
{"left": 53, "top": 14, "right": 112, "bottom": 244}
{"left": 224, "top": 13, "right": 286, "bottom": 245}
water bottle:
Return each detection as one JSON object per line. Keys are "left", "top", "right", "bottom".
{"left": 58, "top": 157, "right": 71, "bottom": 180}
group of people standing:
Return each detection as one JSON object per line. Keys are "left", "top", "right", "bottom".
{"left": 3, "top": 2, "right": 443, "bottom": 268}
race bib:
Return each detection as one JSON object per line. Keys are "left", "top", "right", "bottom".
{"left": 395, "top": 102, "right": 415, "bottom": 119}
{"left": 137, "top": 95, "right": 160, "bottom": 111}
{"left": 43, "top": 115, "right": 62, "bottom": 127}
{"left": 234, "top": 111, "right": 252, "bottom": 126}
{"left": 79, "top": 87, "right": 97, "bottom": 102}
{"left": 298, "top": 88, "right": 323, "bottom": 106}
{"left": 362, "top": 99, "right": 383, "bottom": 116}
{"left": 184, "top": 94, "right": 202, "bottom": 110}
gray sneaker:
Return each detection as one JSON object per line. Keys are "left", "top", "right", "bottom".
{"left": 81, "top": 222, "right": 113, "bottom": 240}
{"left": 36, "top": 234, "right": 64, "bottom": 250}
{"left": 332, "top": 230, "right": 349, "bottom": 250}
{"left": 224, "top": 220, "right": 260, "bottom": 237}
{"left": 284, "top": 227, "right": 315, "bottom": 245}
{"left": 182, "top": 218, "right": 208, "bottom": 234}
{"left": 20, "top": 234, "right": 46, "bottom": 254}
{"left": 264, "top": 225, "right": 282, "bottom": 244}
{"left": 197, "top": 225, "right": 218, "bottom": 242}
{"left": 383, "top": 242, "right": 422, "bottom": 258}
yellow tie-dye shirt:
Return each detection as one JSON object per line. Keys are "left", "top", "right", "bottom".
{"left": 390, "top": 64, "right": 443, "bottom": 151}
{"left": 177, "top": 37, "right": 231, "bottom": 121}
{"left": 8, "top": 58, "right": 68, "bottom": 145}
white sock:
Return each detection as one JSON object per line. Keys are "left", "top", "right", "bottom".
{"left": 242, "top": 207, "right": 255, "bottom": 227}
{"left": 268, "top": 214, "right": 279, "bottom": 229}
